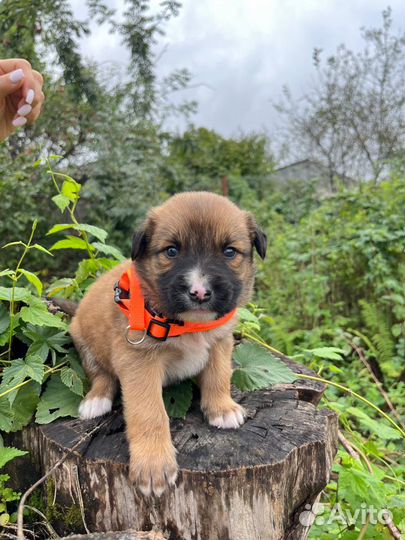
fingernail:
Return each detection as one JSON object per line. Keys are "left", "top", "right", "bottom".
{"left": 26, "top": 89, "right": 35, "bottom": 104}
{"left": 12, "top": 117, "right": 27, "bottom": 127}
{"left": 9, "top": 69, "right": 24, "bottom": 83}
{"left": 17, "top": 104, "right": 32, "bottom": 116}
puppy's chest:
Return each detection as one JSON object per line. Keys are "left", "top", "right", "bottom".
{"left": 163, "top": 333, "right": 212, "bottom": 386}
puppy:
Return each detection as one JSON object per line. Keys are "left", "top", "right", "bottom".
{"left": 70, "top": 192, "right": 267, "bottom": 496}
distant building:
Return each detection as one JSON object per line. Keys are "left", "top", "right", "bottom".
{"left": 271, "top": 159, "right": 354, "bottom": 191}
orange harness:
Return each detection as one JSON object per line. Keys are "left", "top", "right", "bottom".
{"left": 114, "top": 265, "right": 237, "bottom": 342}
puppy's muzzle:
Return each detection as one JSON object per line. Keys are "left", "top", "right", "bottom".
{"left": 188, "top": 285, "right": 212, "bottom": 303}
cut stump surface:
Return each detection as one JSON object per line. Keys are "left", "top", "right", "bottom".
{"left": 8, "top": 354, "right": 338, "bottom": 540}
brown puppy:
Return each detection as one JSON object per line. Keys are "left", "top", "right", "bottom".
{"left": 70, "top": 192, "right": 266, "bottom": 496}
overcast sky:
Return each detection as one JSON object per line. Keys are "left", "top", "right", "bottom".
{"left": 71, "top": 0, "right": 404, "bottom": 140}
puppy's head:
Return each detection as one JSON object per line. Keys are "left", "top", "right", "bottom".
{"left": 132, "top": 192, "right": 267, "bottom": 321}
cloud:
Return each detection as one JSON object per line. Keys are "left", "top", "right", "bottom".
{"left": 71, "top": 0, "right": 405, "bottom": 138}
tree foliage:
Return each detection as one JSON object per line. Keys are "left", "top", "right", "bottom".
{"left": 276, "top": 8, "right": 405, "bottom": 186}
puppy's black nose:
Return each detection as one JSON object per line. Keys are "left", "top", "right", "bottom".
{"left": 188, "top": 287, "right": 212, "bottom": 303}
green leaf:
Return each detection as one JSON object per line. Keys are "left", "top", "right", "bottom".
{"left": 92, "top": 242, "right": 126, "bottom": 261}
{"left": 52, "top": 193, "right": 70, "bottom": 212}
{"left": 0, "top": 398, "right": 13, "bottom": 432}
{"left": 66, "top": 351, "right": 87, "bottom": 380}
{"left": 346, "top": 406, "right": 401, "bottom": 440}
{"left": 0, "top": 269, "right": 14, "bottom": 277}
{"left": 23, "top": 325, "right": 70, "bottom": 362}
{"left": 392, "top": 323, "right": 402, "bottom": 337}
{"left": 18, "top": 269, "right": 43, "bottom": 296}
{"left": 20, "top": 300, "right": 67, "bottom": 329}
{"left": 60, "top": 367, "right": 84, "bottom": 396}
{"left": 0, "top": 286, "right": 31, "bottom": 302}
{"left": 0, "top": 473, "right": 20, "bottom": 498}
{"left": 237, "top": 307, "right": 261, "bottom": 330}
{"left": 61, "top": 178, "right": 81, "bottom": 201}
{"left": 337, "top": 459, "right": 386, "bottom": 508}
{"left": 0, "top": 303, "right": 9, "bottom": 334}
{"left": 47, "top": 223, "right": 74, "bottom": 235}
{"left": 232, "top": 343, "right": 297, "bottom": 391}
{"left": 46, "top": 277, "right": 77, "bottom": 297}
{"left": 36, "top": 374, "right": 81, "bottom": 423}
{"left": 76, "top": 224, "right": 108, "bottom": 243}
{"left": 0, "top": 447, "right": 27, "bottom": 469}
{"left": 1, "top": 241, "right": 25, "bottom": 249}
{"left": 1, "top": 356, "right": 44, "bottom": 404}
{"left": 328, "top": 365, "right": 343, "bottom": 374}
{"left": 24, "top": 355, "right": 46, "bottom": 383}
{"left": 163, "top": 380, "right": 193, "bottom": 418}
{"left": 11, "top": 383, "right": 41, "bottom": 431}
{"left": 30, "top": 244, "right": 54, "bottom": 257}
{"left": 1, "top": 359, "right": 29, "bottom": 403}
{"left": 305, "top": 347, "right": 345, "bottom": 361}
{"left": 0, "top": 513, "right": 10, "bottom": 526}
{"left": 96, "top": 258, "right": 120, "bottom": 271}
{"left": 47, "top": 223, "right": 108, "bottom": 243}
{"left": 75, "top": 257, "right": 117, "bottom": 283}
{"left": 50, "top": 236, "right": 90, "bottom": 251}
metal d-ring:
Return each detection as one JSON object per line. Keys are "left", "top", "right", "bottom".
{"left": 125, "top": 326, "right": 147, "bottom": 345}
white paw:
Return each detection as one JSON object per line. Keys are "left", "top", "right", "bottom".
{"left": 209, "top": 406, "right": 246, "bottom": 429}
{"left": 79, "top": 397, "right": 112, "bottom": 419}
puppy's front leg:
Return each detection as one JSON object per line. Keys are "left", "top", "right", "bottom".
{"left": 199, "top": 335, "right": 246, "bottom": 429}
{"left": 116, "top": 350, "right": 177, "bottom": 497}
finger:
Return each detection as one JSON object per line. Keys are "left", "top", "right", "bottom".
{"left": 21, "top": 71, "right": 40, "bottom": 106}
{"left": 0, "top": 69, "right": 24, "bottom": 99}
{"left": 0, "top": 59, "right": 39, "bottom": 104}
{"left": 26, "top": 101, "right": 42, "bottom": 124}
{"left": 32, "top": 69, "right": 44, "bottom": 86}
{"left": 0, "top": 58, "right": 32, "bottom": 75}
{"left": 0, "top": 60, "right": 44, "bottom": 106}
{"left": 16, "top": 74, "right": 44, "bottom": 113}
{"left": 14, "top": 87, "right": 43, "bottom": 127}
{"left": 11, "top": 116, "right": 27, "bottom": 128}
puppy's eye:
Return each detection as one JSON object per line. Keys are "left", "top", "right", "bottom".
{"left": 165, "top": 246, "right": 179, "bottom": 258}
{"left": 223, "top": 247, "right": 237, "bottom": 259}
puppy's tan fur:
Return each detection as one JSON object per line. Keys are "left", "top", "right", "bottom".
{"left": 70, "top": 192, "right": 265, "bottom": 496}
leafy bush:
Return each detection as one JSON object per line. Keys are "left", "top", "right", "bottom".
{"left": 248, "top": 176, "right": 405, "bottom": 539}
{"left": 0, "top": 157, "right": 404, "bottom": 539}
{"left": 0, "top": 159, "right": 300, "bottom": 535}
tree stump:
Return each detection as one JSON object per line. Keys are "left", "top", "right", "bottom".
{"left": 8, "top": 356, "right": 338, "bottom": 540}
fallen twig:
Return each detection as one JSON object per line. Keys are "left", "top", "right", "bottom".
{"left": 17, "top": 419, "right": 108, "bottom": 540}
{"left": 338, "top": 430, "right": 360, "bottom": 460}
{"left": 350, "top": 340, "right": 405, "bottom": 431}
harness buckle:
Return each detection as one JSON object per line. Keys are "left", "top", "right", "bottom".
{"left": 113, "top": 282, "right": 122, "bottom": 304}
{"left": 114, "top": 281, "right": 129, "bottom": 304}
{"left": 147, "top": 319, "right": 171, "bottom": 341}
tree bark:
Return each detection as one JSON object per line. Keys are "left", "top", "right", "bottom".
{"left": 7, "top": 356, "right": 338, "bottom": 540}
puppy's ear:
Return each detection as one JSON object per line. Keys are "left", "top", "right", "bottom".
{"left": 131, "top": 217, "right": 155, "bottom": 260}
{"left": 246, "top": 212, "right": 268, "bottom": 260}
{"left": 254, "top": 227, "right": 267, "bottom": 259}
{"left": 131, "top": 229, "right": 147, "bottom": 260}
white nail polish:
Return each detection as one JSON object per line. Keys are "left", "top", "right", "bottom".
{"left": 12, "top": 117, "right": 27, "bottom": 127}
{"left": 9, "top": 69, "right": 24, "bottom": 83}
{"left": 17, "top": 104, "right": 32, "bottom": 116}
{"left": 25, "top": 89, "right": 35, "bottom": 105}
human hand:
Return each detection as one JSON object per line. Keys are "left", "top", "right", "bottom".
{"left": 0, "top": 58, "right": 44, "bottom": 142}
